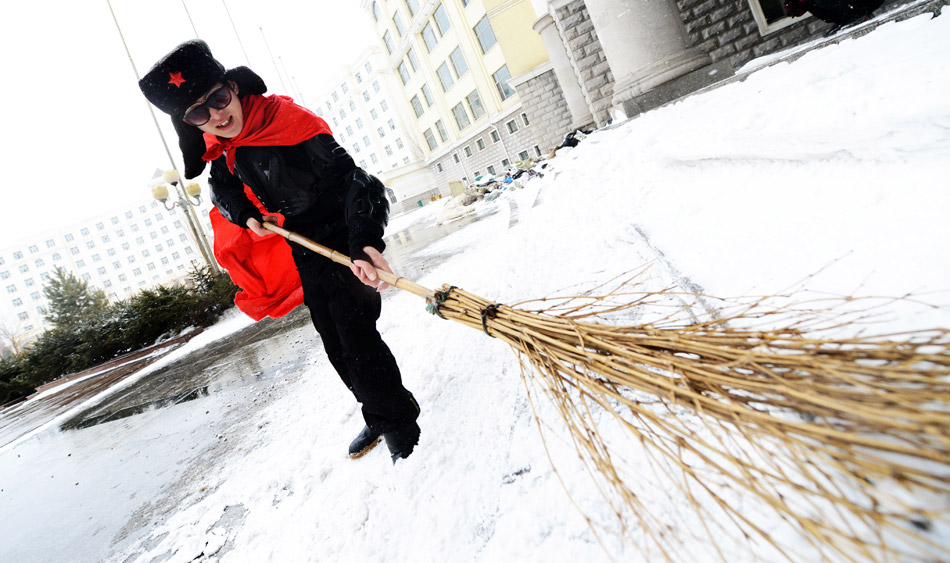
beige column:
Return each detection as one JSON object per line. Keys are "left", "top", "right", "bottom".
{"left": 533, "top": 13, "right": 593, "bottom": 129}
{"left": 583, "top": 0, "right": 710, "bottom": 119}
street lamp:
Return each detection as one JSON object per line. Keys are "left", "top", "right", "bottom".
{"left": 150, "top": 169, "right": 219, "bottom": 274}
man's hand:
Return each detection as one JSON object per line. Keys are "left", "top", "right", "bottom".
{"left": 246, "top": 215, "right": 279, "bottom": 237}
{"left": 350, "top": 246, "right": 393, "bottom": 291}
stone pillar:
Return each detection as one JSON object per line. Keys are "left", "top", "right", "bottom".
{"left": 533, "top": 13, "right": 593, "bottom": 129}
{"left": 583, "top": 0, "right": 711, "bottom": 120}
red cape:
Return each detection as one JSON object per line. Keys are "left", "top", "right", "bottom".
{"left": 203, "top": 94, "right": 332, "bottom": 320}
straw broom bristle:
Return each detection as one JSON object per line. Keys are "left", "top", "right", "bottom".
{"left": 429, "top": 283, "right": 949, "bottom": 561}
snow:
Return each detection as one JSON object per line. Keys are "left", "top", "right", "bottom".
{"left": 2, "top": 13, "right": 949, "bottom": 563}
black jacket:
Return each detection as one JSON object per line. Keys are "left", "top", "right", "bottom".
{"left": 208, "top": 133, "right": 389, "bottom": 262}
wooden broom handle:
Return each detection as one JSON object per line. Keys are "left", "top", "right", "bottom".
{"left": 263, "top": 222, "right": 435, "bottom": 300}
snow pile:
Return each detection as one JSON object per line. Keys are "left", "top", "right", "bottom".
{"left": 2, "top": 13, "right": 948, "bottom": 563}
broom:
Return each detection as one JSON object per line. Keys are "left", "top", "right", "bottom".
{"left": 264, "top": 222, "right": 949, "bottom": 561}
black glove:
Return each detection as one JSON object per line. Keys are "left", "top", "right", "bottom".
{"left": 344, "top": 169, "right": 389, "bottom": 263}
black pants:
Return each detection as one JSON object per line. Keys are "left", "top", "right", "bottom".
{"left": 288, "top": 232, "right": 419, "bottom": 434}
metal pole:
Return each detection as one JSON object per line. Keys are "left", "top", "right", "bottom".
{"left": 181, "top": 0, "right": 200, "bottom": 37}
{"left": 222, "top": 0, "right": 251, "bottom": 66}
{"left": 106, "top": 0, "right": 220, "bottom": 274}
{"left": 260, "top": 26, "right": 289, "bottom": 94}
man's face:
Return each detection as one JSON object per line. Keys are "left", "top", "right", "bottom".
{"left": 185, "top": 82, "right": 244, "bottom": 138}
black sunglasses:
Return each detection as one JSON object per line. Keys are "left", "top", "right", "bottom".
{"left": 182, "top": 85, "right": 232, "bottom": 126}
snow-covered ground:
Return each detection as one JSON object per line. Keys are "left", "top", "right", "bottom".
{"left": 2, "top": 12, "right": 949, "bottom": 562}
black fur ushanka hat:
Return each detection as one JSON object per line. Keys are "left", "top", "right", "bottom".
{"left": 139, "top": 39, "right": 267, "bottom": 178}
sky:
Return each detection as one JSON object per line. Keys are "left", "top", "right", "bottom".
{"left": 0, "top": 1, "right": 378, "bottom": 246}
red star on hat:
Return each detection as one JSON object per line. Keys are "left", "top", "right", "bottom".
{"left": 168, "top": 72, "right": 186, "bottom": 88}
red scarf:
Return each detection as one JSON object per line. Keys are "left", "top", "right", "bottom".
{"left": 202, "top": 95, "right": 333, "bottom": 321}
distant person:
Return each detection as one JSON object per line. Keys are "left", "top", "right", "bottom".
{"left": 138, "top": 40, "right": 420, "bottom": 463}
{"left": 784, "top": 0, "right": 884, "bottom": 35}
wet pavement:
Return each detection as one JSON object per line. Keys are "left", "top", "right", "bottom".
{"left": 0, "top": 195, "right": 529, "bottom": 563}
{"left": 1, "top": 199, "right": 511, "bottom": 445}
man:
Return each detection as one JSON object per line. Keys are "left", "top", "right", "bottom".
{"left": 139, "top": 40, "right": 420, "bottom": 462}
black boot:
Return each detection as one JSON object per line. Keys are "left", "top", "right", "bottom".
{"left": 348, "top": 424, "right": 382, "bottom": 459}
{"left": 384, "top": 421, "right": 421, "bottom": 463}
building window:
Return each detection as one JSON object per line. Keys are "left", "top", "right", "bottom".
{"left": 534, "top": 145, "right": 543, "bottom": 157}
{"left": 473, "top": 16, "right": 498, "bottom": 54}
{"left": 388, "top": 118, "right": 396, "bottom": 130}
{"left": 518, "top": 150, "right": 530, "bottom": 161}
{"left": 522, "top": 112, "right": 530, "bottom": 126}
{"left": 436, "top": 62, "right": 454, "bottom": 92}
{"left": 393, "top": 11, "right": 406, "bottom": 36}
{"left": 381, "top": 100, "right": 389, "bottom": 111}
{"left": 45, "top": 239, "right": 55, "bottom": 248}
{"left": 372, "top": 1, "right": 381, "bottom": 21}
{"left": 476, "top": 138, "right": 486, "bottom": 151}
{"left": 406, "top": 0, "right": 419, "bottom": 15}
{"left": 452, "top": 103, "right": 471, "bottom": 130}
{"left": 398, "top": 61, "right": 411, "bottom": 85}
{"left": 377, "top": 127, "right": 386, "bottom": 138}
{"left": 421, "top": 22, "right": 438, "bottom": 52}
{"left": 449, "top": 47, "right": 468, "bottom": 78}
{"left": 370, "top": 108, "right": 379, "bottom": 120}
{"left": 28, "top": 245, "right": 38, "bottom": 254}
{"left": 493, "top": 65, "right": 516, "bottom": 101}
{"left": 373, "top": 80, "right": 381, "bottom": 93}
{"left": 371, "top": 153, "right": 379, "bottom": 164}
{"left": 487, "top": 164, "right": 496, "bottom": 175}
{"left": 363, "top": 90, "right": 370, "bottom": 102}
{"left": 491, "top": 130, "right": 501, "bottom": 143}
{"left": 407, "top": 47, "right": 420, "bottom": 71}
{"left": 453, "top": 153, "right": 460, "bottom": 163}
{"left": 424, "top": 128, "right": 438, "bottom": 150}
{"left": 421, "top": 83, "right": 434, "bottom": 107}
{"left": 396, "top": 137, "right": 404, "bottom": 149}
{"left": 506, "top": 119, "right": 519, "bottom": 134}
{"left": 466, "top": 90, "right": 485, "bottom": 120}
{"left": 433, "top": 3, "right": 451, "bottom": 35}
{"left": 464, "top": 146, "right": 473, "bottom": 157}
{"left": 383, "top": 30, "right": 395, "bottom": 54}
{"left": 411, "top": 95, "right": 424, "bottom": 117}
{"left": 436, "top": 120, "right": 449, "bottom": 142}
{"left": 502, "top": 158, "right": 510, "bottom": 168}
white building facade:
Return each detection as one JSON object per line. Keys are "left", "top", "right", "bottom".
{"left": 0, "top": 197, "right": 215, "bottom": 341}
{"left": 309, "top": 49, "right": 442, "bottom": 214}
